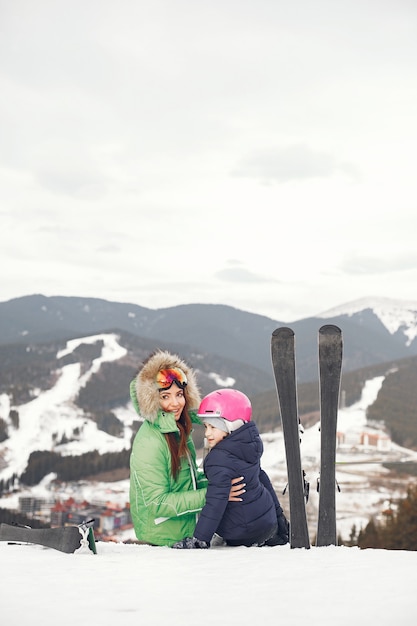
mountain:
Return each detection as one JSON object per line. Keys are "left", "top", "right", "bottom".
{"left": 2, "top": 294, "right": 417, "bottom": 384}
{"left": 2, "top": 296, "right": 417, "bottom": 546}
{"left": 2, "top": 326, "right": 417, "bottom": 492}
{"left": 2, "top": 334, "right": 417, "bottom": 549}
{"left": 2, "top": 293, "right": 417, "bottom": 453}
{"left": 2, "top": 294, "right": 417, "bottom": 481}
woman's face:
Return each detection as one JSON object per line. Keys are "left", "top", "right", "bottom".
{"left": 159, "top": 385, "right": 186, "bottom": 421}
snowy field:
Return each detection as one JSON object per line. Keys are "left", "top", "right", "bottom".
{"left": 1, "top": 540, "right": 416, "bottom": 626}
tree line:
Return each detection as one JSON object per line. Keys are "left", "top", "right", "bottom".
{"left": 344, "top": 483, "right": 417, "bottom": 551}
{"left": 19, "top": 449, "right": 130, "bottom": 485}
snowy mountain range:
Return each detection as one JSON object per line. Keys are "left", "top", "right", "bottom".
{"left": 1, "top": 329, "right": 417, "bottom": 545}
{"left": 1, "top": 294, "right": 417, "bottom": 553}
{"left": 2, "top": 294, "right": 417, "bottom": 383}
{"left": 319, "top": 296, "right": 417, "bottom": 346}
{"left": 2, "top": 294, "right": 417, "bottom": 486}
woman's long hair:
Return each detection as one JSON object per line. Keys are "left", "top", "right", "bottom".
{"left": 164, "top": 407, "right": 192, "bottom": 479}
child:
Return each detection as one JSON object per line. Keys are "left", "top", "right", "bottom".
{"left": 172, "top": 389, "right": 289, "bottom": 548}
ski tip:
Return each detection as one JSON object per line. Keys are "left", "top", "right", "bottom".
{"left": 272, "top": 327, "right": 295, "bottom": 339}
{"left": 319, "top": 324, "right": 342, "bottom": 336}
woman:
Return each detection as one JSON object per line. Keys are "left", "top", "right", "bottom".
{"left": 129, "top": 350, "right": 243, "bottom": 546}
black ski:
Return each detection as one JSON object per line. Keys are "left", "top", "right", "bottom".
{"left": 316, "top": 324, "right": 343, "bottom": 547}
{"left": 0, "top": 520, "right": 97, "bottom": 554}
{"left": 271, "top": 327, "right": 310, "bottom": 549}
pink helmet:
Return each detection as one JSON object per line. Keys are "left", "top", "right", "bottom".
{"left": 198, "top": 389, "right": 252, "bottom": 423}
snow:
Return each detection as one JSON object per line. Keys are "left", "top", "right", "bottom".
{"left": 1, "top": 539, "right": 417, "bottom": 625}
{"left": 318, "top": 295, "right": 417, "bottom": 319}
{"left": 2, "top": 333, "right": 417, "bottom": 623}
{"left": 0, "top": 334, "right": 131, "bottom": 481}
{"left": 208, "top": 372, "right": 236, "bottom": 386}
{"left": 318, "top": 296, "right": 417, "bottom": 345}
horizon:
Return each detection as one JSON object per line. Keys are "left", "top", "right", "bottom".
{"left": 3, "top": 292, "right": 417, "bottom": 325}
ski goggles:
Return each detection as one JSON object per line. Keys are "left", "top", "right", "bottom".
{"left": 155, "top": 367, "right": 188, "bottom": 390}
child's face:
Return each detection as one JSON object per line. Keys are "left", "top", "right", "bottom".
{"left": 204, "top": 422, "right": 228, "bottom": 448}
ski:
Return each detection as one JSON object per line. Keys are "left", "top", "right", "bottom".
{"left": 316, "top": 324, "right": 343, "bottom": 547}
{"left": 271, "top": 327, "right": 310, "bottom": 549}
{"left": 0, "top": 520, "right": 97, "bottom": 554}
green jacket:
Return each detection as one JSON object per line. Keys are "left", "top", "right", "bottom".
{"left": 129, "top": 378, "right": 207, "bottom": 546}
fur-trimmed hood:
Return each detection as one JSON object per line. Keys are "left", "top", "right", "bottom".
{"left": 131, "top": 350, "right": 201, "bottom": 423}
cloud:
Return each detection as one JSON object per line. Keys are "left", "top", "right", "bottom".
{"left": 1, "top": 1, "right": 417, "bottom": 323}
{"left": 340, "top": 253, "right": 417, "bottom": 276}
{"left": 232, "top": 144, "right": 360, "bottom": 184}
{"left": 95, "top": 244, "right": 121, "bottom": 254}
{"left": 35, "top": 168, "right": 107, "bottom": 198}
{"left": 215, "top": 267, "right": 277, "bottom": 284}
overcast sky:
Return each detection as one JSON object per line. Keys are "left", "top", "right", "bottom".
{"left": 1, "top": 0, "right": 417, "bottom": 322}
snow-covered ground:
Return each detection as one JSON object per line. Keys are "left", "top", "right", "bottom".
{"left": 1, "top": 539, "right": 416, "bottom": 625}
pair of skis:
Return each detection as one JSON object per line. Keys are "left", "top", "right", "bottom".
{"left": 0, "top": 520, "right": 97, "bottom": 554}
{"left": 271, "top": 325, "right": 342, "bottom": 549}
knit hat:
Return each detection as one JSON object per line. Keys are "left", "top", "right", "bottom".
{"left": 201, "top": 415, "right": 245, "bottom": 434}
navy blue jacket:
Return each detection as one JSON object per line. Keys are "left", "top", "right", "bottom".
{"left": 193, "top": 421, "right": 283, "bottom": 544}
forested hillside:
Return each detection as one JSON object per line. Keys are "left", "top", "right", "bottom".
{"left": 253, "top": 355, "right": 417, "bottom": 450}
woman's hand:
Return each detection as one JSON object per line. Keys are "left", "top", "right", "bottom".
{"left": 228, "top": 476, "right": 246, "bottom": 501}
